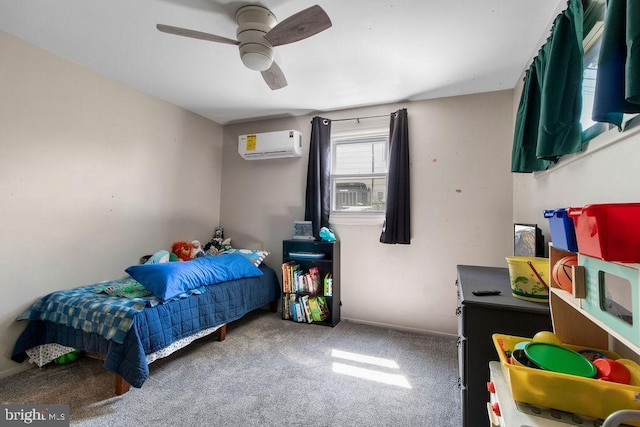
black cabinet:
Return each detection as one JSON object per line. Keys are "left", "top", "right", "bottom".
{"left": 456, "top": 265, "right": 552, "bottom": 426}
{"left": 282, "top": 240, "right": 340, "bottom": 326}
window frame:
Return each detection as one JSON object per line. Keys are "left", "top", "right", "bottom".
{"left": 329, "top": 129, "right": 389, "bottom": 218}
{"left": 581, "top": 19, "right": 606, "bottom": 143}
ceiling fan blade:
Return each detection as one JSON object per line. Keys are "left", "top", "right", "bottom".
{"left": 261, "top": 62, "right": 288, "bottom": 90}
{"left": 264, "top": 5, "right": 332, "bottom": 47}
{"left": 156, "top": 24, "right": 239, "bottom": 45}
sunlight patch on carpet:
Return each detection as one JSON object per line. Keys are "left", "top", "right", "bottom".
{"left": 331, "top": 349, "right": 400, "bottom": 369}
{"left": 330, "top": 349, "right": 411, "bottom": 389}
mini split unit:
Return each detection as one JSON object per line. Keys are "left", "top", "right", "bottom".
{"left": 238, "top": 130, "right": 303, "bottom": 160}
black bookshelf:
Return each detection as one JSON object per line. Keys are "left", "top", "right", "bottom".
{"left": 282, "top": 239, "right": 340, "bottom": 327}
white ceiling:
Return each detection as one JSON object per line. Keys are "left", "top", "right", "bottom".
{"left": 0, "top": 0, "right": 563, "bottom": 125}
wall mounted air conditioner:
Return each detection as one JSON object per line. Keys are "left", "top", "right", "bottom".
{"left": 238, "top": 130, "right": 303, "bottom": 160}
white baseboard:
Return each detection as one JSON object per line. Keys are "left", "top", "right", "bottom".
{"left": 0, "top": 364, "right": 32, "bottom": 380}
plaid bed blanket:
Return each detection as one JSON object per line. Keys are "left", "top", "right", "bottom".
{"left": 17, "top": 283, "right": 155, "bottom": 344}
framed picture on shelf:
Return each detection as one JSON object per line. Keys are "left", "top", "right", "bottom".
{"left": 514, "top": 223, "right": 545, "bottom": 257}
{"left": 293, "top": 221, "right": 314, "bottom": 240}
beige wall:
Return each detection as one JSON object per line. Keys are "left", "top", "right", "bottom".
{"left": 0, "top": 27, "right": 520, "bottom": 379}
{"left": 221, "top": 90, "right": 516, "bottom": 335}
{"left": 0, "top": 30, "right": 224, "bottom": 377}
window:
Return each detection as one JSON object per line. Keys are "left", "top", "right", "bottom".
{"left": 581, "top": 20, "right": 604, "bottom": 139}
{"left": 580, "top": 0, "right": 608, "bottom": 142}
{"left": 580, "top": 0, "right": 638, "bottom": 142}
{"left": 331, "top": 132, "right": 388, "bottom": 214}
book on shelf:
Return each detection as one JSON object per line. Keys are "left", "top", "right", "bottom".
{"left": 300, "top": 295, "right": 313, "bottom": 323}
{"left": 284, "top": 294, "right": 298, "bottom": 322}
{"left": 292, "top": 294, "right": 299, "bottom": 321}
{"left": 308, "top": 266, "right": 320, "bottom": 294}
{"left": 283, "top": 292, "right": 291, "bottom": 320}
{"left": 296, "top": 297, "right": 305, "bottom": 322}
{"left": 281, "top": 261, "right": 322, "bottom": 294}
{"left": 309, "top": 296, "right": 329, "bottom": 322}
{"left": 283, "top": 293, "right": 329, "bottom": 323}
{"left": 281, "top": 262, "right": 291, "bottom": 293}
{"left": 323, "top": 273, "right": 333, "bottom": 296}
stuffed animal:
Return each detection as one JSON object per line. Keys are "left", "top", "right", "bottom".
{"left": 55, "top": 349, "right": 81, "bottom": 365}
{"left": 203, "top": 227, "right": 232, "bottom": 255}
{"left": 191, "top": 240, "right": 206, "bottom": 258}
{"left": 171, "top": 241, "right": 194, "bottom": 262}
{"left": 204, "top": 228, "right": 224, "bottom": 254}
{"left": 144, "top": 250, "right": 171, "bottom": 264}
{"left": 221, "top": 238, "right": 233, "bottom": 251}
{"left": 203, "top": 242, "right": 219, "bottom": 256}
{"left": 319, "top": 227, "right": 336, "bottom": 242}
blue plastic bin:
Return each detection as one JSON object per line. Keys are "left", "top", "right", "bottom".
{"left": 543, "top": 208, "right": 578, "bottom": 252}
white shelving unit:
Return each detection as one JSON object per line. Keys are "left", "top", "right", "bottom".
{"left": 487, "top": 246, "right": 640, "bottom": 425}
{"left": 548, "top": 246, "right": 640, "bottom": 358}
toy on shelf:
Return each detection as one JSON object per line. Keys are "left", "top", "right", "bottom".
{"left": 319, "top": 227, "right": 336, "bottom": 242}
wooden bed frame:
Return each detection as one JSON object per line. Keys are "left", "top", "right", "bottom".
{"left": 113, "top": 300, "right": 277, "bottom": 395}
{"left": 113, "top": 324, "right": 224, "bottom": 395}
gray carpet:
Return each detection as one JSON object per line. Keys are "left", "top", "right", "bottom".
{"left": 0, "top": 310, "right": 461, "bottom": 426}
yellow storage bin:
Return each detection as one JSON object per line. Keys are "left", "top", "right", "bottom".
{"left": 505, "top": 256, "right": 549, "bottom": 302}
{"left": 493, "top": 333, "right": 640, "bottom": 424}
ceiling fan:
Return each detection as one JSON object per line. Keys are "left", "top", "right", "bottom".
{"left": 156, "top": 4, "right": 332, "bottom": 90}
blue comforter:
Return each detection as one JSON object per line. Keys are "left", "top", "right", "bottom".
{"left": 12, "top": 265, "right": 280, "bottom": 388}
{"left": 16, "top": 283, "right": 152, "bottom": 345}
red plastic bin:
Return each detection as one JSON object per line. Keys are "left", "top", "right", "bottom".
{"left": 568, "top": 203, "right": 640, "bottom": 262}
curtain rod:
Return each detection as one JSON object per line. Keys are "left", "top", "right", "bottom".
{"left": 331, "top": 113, "right": 394, "bottom": 123}
{"left": 311, "top": 113, "right": 395, "bottom": 124}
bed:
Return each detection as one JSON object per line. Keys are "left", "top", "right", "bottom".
{"left": 11, "top": 253, "right": 280, "bottom": 395}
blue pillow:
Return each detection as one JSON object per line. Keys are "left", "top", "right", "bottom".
{"left": 125, "top": 253, "right": 263, "bottom": 302}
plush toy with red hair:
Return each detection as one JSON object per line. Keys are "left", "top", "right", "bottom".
{"left": 171, "top": 241, "right": 194, "bottom": 262}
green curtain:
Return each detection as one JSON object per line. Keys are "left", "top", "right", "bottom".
{"left": 536, "top": 0, "right": 584, "bottom": 162}
{"left": 511, "top": 0, "right": 584, "bottom": 172}
{"left": 592, "top": 0, "right": 640, "bottom": 129}
{"left": 511, "top": 56, "right": 551, "bottom": 172}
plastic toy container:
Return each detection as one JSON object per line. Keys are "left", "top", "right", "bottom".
{"left": 543, "top": 208, "right": 578, "bottom": 252}
{"left": 492, "top": 333, "right": 640, "bottom": 424}
{"left": 567, "top": 203, "right": 640, "bottom": 262}
{"left": 505, "top": 256, "right": 549, "bottom": 302}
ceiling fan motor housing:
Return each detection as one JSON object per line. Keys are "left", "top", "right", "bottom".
{"left": 156, "top": 4, "right": 331, "bottom": 90}
{"left": 236, "top": 6, "right": 277, "bottom": 71}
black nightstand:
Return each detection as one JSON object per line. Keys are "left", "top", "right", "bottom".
{"left": 456, "top": 265, "right": 552, "bottom": 426}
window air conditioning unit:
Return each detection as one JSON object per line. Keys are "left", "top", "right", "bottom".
{"left": 238, "top": 130, "right": 303, "bottom": 160}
